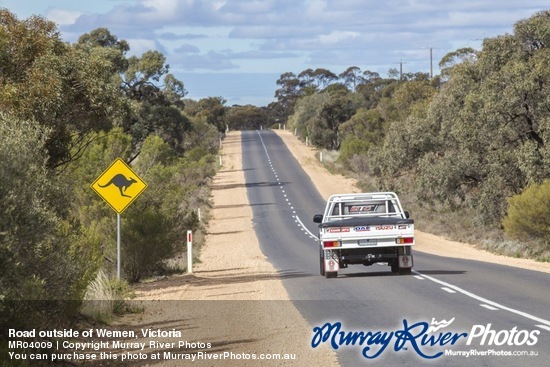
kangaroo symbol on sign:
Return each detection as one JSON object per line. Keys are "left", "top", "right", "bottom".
{"left": 98, "top": 174, "right": 137, "bottom": 198}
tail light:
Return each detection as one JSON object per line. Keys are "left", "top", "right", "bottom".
{"left": 396, "top": 237, "right": 414, "bottom": 244}
{"left": 323, "top": 241, "right": 340, "bottom": 248}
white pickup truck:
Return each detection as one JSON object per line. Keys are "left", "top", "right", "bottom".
{"left": 313, "top": 192, "right": 414, "bottom": 278}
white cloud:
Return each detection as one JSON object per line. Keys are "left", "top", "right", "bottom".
{"left": 319, "top": 31, "right": 360, "bottom": 45}
{"left": 171, "top": 50, "right": 239, "bottom": 70}
{"left": 174, "top": 43, "right": 201, "bottom": 53}
{"left": 445, "top": 10, "right": 533, "bottom": 27}
{"left": 158, "top": 32, "right": 209, "bottom": 40}
{"left": 126, "top": 39, "right": 160, "bottom": 56}
{"left": 212, "top": 0, "right": 227, "bottom": 12}
{"left": 142, "top": 0, "right": 180, "bottom": 20}
{"left": 45, "top": 8, "right": 83, "bottom": 25}
{"left": 220, "top": 0, "right": 275, "bottom": 14}
{"left": 305, "top": 0, "right": 328, "bottom": 19}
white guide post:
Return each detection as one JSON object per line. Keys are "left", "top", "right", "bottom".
{"left": 187, "top": 230, "right": 193, "bottom": 274}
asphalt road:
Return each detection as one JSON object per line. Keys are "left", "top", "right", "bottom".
{"left": 241, "top": 130, "right": 550, "bottom": 367}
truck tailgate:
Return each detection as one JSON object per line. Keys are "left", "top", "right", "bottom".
{"left": 319, "top": 217, "right": 414, "bottom": 248}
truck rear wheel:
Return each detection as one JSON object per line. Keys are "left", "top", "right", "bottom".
{"left": 390, "top": 260, "right": 399, "bottom": 273}
{"left": 398, "top": 267, "right": 412, "bottom": 275}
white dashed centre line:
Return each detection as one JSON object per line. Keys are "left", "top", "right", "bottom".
{"left": 257, "top": 131, "right": 316, "bottom": 241}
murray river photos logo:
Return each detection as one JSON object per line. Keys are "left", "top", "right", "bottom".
{"left": 311, "top": 318, "right": 540, "bottom": 359}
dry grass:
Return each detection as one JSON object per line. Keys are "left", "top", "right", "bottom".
{"left": 80, "top": 270, "right": 116, "bottom": 323}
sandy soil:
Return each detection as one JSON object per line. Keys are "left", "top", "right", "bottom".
{"left": 119, "top": 129, "right": 548, "bottom": 367}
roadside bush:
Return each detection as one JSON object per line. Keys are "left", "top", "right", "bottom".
{"left": 123, "top": 204, "right": 178, "bottom": 282}
{"left": 502, "top": 180, "right": 550, "bottom": 246}
{"left": 338, "top": 138, "right": 370, "bottom": 172}
{"left": 0, "top": 115, "right": 100, "bottom": 333}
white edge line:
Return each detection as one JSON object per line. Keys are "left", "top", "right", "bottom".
{"left": 535, "top": 325, "right": 550, "bottom": 332}
{"left": 480, "top": 304, "right": 499, "bottom": 311}
{"left": 441, "top": 287, "right": 456, "bottom": 294}
{"left": 413, "top": 270, "right": 550, "bottom": 327}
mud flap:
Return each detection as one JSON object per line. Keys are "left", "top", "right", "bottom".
{"left": 324, "top": 251, "right": 340, "bottom": 272}
{"left": 398, "top": 254, "right": 413, "bottom": 268}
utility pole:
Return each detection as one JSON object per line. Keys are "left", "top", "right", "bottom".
{"left": 423, "top": 45, "right": 442, "bottom": 79}
{"left": 401, "top": 60, "right": 410, "bottom": 81}
{"left": 393, "top": 60, "right": 407, "bottom": 81}
{"left": 429, "top": 47, "right": 433, "bottom": 79}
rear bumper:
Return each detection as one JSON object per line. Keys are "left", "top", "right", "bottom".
{"left": 327, "top": 246, "right": 413, "bottom": 267}
{"left": 340, "top": 247, "right": 399, "bottom": 264}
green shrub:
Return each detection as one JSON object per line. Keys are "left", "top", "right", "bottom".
{"left": 0, "top": 115, "right": 102, "bottom": 339}
{"left": 338, "top": 138, "right": 370, "bottom": 171}
{"left": 123, "top": 204, "right": 178, "bottom": 282}
{"left": 503, "top": 180, "right": 550, "bottom": 245}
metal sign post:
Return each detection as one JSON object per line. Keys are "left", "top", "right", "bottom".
{"left": 117, "top": 214, "right": 121, "bottom": 279}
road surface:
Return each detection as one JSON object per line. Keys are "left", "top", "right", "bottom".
{"left": 242, "top": 129, "right": 550, "bottom": 367}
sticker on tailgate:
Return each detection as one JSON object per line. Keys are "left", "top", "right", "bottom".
{"left": 327, "top": 227, "right": 350, "bottom": 233}
{"left": 354, "top": 226, "right": 371, "bottom": 232}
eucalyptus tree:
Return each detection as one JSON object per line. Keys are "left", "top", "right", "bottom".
{"left": 274, "top": 72, "right": 302, "bottom": 121}
{"left": 308, "top": 87, "right": 361, "bottom": 150}
{"left": 312, "top": 68, "right": 339, "bottom": 90}
{"left": 339, "top": 66, "right": 365, "bottom": 91}
{"left": 438, "top": 47, "right": 477, "bottom": 80}
{"left": 187, "top": 96, "right": 227, "bottom": 132}
{"left": 0, "top": 10, "right": 125, "bottom": 168}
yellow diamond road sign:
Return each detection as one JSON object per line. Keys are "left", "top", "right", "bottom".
{"left": 91, "top": 158, "right": 148, "bottom": 214}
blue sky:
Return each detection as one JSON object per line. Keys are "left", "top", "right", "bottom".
{"left": 1, "top": 1, "right": 548, "bottom": 106}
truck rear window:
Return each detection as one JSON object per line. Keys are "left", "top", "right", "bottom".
{"left": 331, "top": 201, "right": 397, "bottom": 216}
